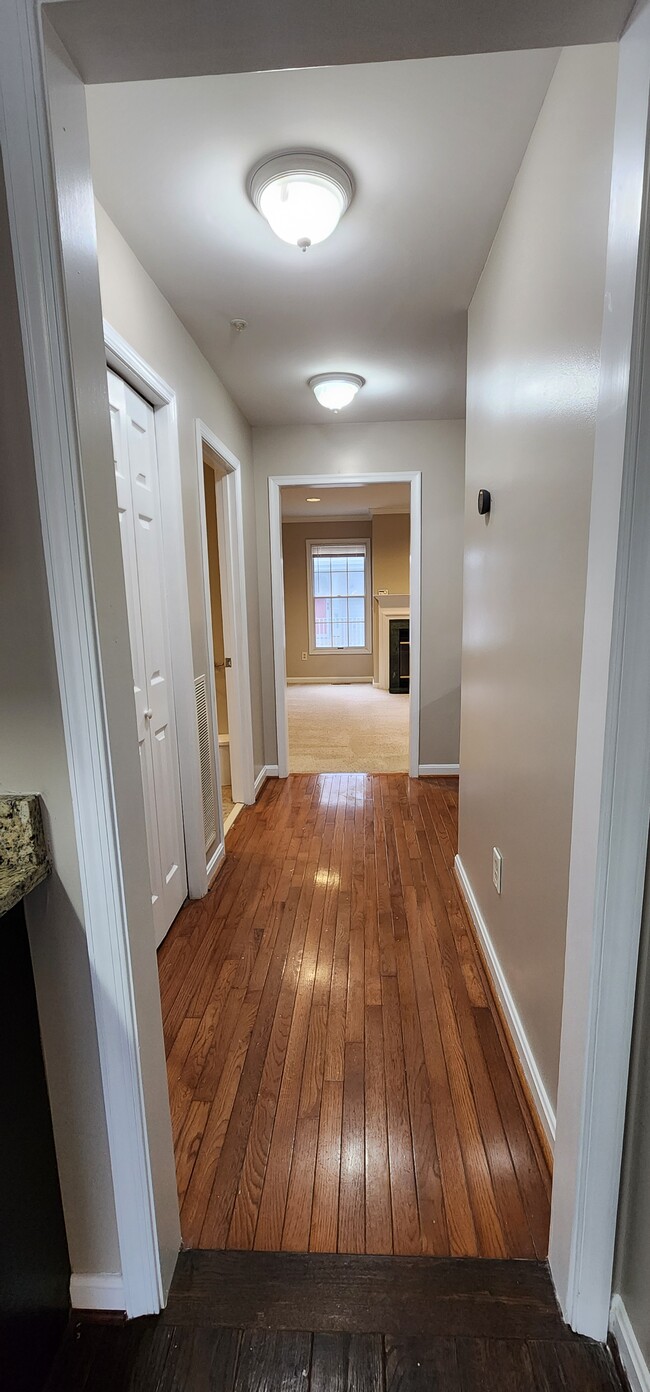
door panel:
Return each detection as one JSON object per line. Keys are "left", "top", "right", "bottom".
{"left": 108, "top": 369, "right": 187, "bottom": 946}
{"left": 108, "top": 372, "right": 164, "bottom": 929}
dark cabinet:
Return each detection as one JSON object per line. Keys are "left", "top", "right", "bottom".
{"left": 0, "top": 901, "right": 70, "bottom": 1391}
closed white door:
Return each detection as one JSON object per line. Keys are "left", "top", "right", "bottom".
{"left": 108, "top": 369, "right": 187, "bottom": 946}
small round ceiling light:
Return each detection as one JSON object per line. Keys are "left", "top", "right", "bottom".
{"left": 248, "top": 151, "right": 353, "bottom": 250}
{"left": 309, "top": 373, "right": 365, "bottom": 412}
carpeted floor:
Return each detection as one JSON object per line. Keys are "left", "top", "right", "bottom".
{"left": 287, "top": 682, "right": 409, "bottom": 773}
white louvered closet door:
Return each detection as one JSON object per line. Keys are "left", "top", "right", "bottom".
{"left": 108, "top": 369, "right": 187, "bottom": 947}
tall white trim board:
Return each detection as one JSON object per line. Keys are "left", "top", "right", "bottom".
{"left": 196, "top": 420, "right": 256, "bottom": 833}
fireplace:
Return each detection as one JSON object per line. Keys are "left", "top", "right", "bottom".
{"left": 389, "top": 617, "right": 410, "bottom": 692}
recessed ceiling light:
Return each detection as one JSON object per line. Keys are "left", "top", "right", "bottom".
{"left": 309, "top": 373, "right": 365, "bottom": 412}
{"left": 248, "top": 151, "right": 354, "bottom": 250}
{"left": 306, "top": 497, "right": 321, "bottom": 503}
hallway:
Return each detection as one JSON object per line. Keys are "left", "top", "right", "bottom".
{"left": 159, "top": 775, "right": 550, "bottom": 1256}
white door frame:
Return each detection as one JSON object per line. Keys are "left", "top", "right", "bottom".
{"left": 104, "top": 323, "right": 207, "bottom": 900}
{"left": 196, "top": 422, "right": 256, "bottom": 852}
{"left": 269, "top": 472, "right": 422, "bottom": 779}
{"left": 4, "top": 0, "right": 650, "bottom": 1330}
{"left": 1, "top": 0, "right": 179, "bottom": 1317}
{"left": 549, "top": 0, "right": 650, "bottom": 1340}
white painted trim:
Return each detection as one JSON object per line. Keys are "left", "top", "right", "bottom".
{"left": 454, "top": 855, "right": 556, "bottom": 1150}
{"left": 305, "top": 536, "right": 372, "bottom": 655}
{"left": 70, "top": 1273, "right": 126, "bottom": 1313}
{"left": 283, "top": 512, "right": 373, "bottom": 523}
{"left": 286, "top": 676, "right": 374, "bottom": 685}
{"left": 611, "top": 1297, "right": 650, "bottom": 1392}
{"left": 269, "top": 473, "right": 422, "bottom": 779}
{"left": 418, "top": 764, "right": 460, "bottom": 776}
{"left": 408, "top": 473, "right": 422, "bottom": 783}
{"left": 269, "top": 478, "right": 291, "bottom": 777}
{"left": 254, "top": 764, "right": 279, "bottom": 796}
{"left": 217, "top": 459, "right": 256, "bottom": 805}
{"left": 223, "top": 802, "right": 243, "bottom": 835}
{"left": 197, "top": 421, "right": 256, "bottom": 832}
{"left": 206, "top": 839, "right": 226, "bottom": 886}
{"left": 104, "top": 323, "right": 205, "bottom": 900}
{"left": 1, "top": 0, "right": 168, "bottom": 1318}
{"left": 550, "top": 0, "right": 650, "bottom": 1340}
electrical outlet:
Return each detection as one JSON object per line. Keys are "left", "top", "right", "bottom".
{"left": 492, "top": 847, "right": 503, "bottom": 894}
{"left": 301, "top": 651, "right": 308, "bottom": 661}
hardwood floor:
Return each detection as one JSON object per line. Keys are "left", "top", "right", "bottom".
{"left": 159, "top": 774, "right": 551, "bottom": 1257}
{"left": 49, "top": 1253, "right": 624, "bottom": 1391}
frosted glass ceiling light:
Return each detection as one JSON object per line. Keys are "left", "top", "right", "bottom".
{"left": 309, "top": 373, "right": 365, "bottom": 412}
{"left": 248, "top": 152, "right": 353, "bottom": 250}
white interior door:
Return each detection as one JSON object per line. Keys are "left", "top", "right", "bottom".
{"left": 108, "top": 369, "right": 187, "bottom": 946}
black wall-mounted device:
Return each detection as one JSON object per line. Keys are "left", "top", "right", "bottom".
{"left": 477, "top": 488, "right": 491, "bottom": 516}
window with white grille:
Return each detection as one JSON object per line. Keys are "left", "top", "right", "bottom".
{"left": 306, "top": 540, "right": 371, "bottom": 654}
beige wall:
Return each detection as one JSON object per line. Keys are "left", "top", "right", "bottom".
{"left": 614, "top": 840, "right": 650, "bottom": 1369}
{"left": 0, "top": 156, "right": 121, "bottom": 1276}
{"left": 254, "top": 421, "right": 465, "bottom": 768}
{"left": 458, "top": 44, "right": 618, "bottom": 1110}
{"left": 282, "top": 520, "right": 373, "bottom": 681}
{"left": 372, "top": 513, "right": 410, "bottom": 682}
{"left": 203, "top": 462, "right": 228, "bottom": 735}
{"left": 94, "top": 203, "right": 264, "bottom": 776}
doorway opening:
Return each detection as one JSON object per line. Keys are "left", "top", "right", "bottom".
{"left": 270, "top": 476, "right": 421, "bottom": 778}
{"left": 279, "top": 482, "right": 411, "bottom": 774}
{"left": 202, "top": 456, "right": 241, "bottom": 836}
{"left": 196, "top": 422, "right": 257, "bottom": 880}
{"left": 22, "top": 5, "right": 648, "bottom": 1336}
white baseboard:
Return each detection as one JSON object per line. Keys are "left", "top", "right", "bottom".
{"left": 70, "top": 1272, "right": 125, "bottom": 1312}
{"left": 418, "top": 763, "right": 460, "bottom": 777}
{"left": 286, "top": 677, "right": 373, "bottom": 685}
{"left": 223, "top": 803, "right": 243, "bottom": 835}
{"left": 611, "top": 1295, "right": 650, "bottom": 1392}
{"left": 206, "top": 839, "right": 225, "bottom": 885}
{"left": 454, "top": 853, "right": 556, "bottom": 1150}
{"left": 254, "top": 764, "right": 279, "bottom": 796}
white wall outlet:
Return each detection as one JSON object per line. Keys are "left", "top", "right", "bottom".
{"left": 301, "top": 651, "right": 308, "bottom": 661}
{"left": 492, "top": 847, "right": 503, "bottom": 894}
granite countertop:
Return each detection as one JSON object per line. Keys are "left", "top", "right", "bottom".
{"left": 0, "top": 795, "right": 51, "bottom": 917}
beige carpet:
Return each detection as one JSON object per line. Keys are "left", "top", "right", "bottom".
{"left": 287, "top": 683, "right": 409, "bottom": 773}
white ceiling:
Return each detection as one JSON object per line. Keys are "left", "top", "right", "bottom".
{"left": 281, "top": 482, "right": 410, "bottom": 519}
{"left": 87, "top": 51, "right": 558, "bottom": 426}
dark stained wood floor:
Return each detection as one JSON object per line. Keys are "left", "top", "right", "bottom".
{"left": 48, "top": 1252, "right": 624, "bottom": 1392}
{"left": 158, "top": 775, "right": 551, "bottom": 1257}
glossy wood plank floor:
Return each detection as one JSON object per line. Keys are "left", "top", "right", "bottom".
{"left": 159, "top": 775, "right": 551, "bottom": 1256}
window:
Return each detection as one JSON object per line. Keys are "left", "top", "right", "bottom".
{"left": 307, "top": 540, "right": 371, "bottom": 653}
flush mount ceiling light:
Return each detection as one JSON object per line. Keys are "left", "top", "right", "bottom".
{"left": 248, "top": 151, "right": 354, "bottom": 250}
{"left": 309, "top": 373, "right": 365, "bottom": 412}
